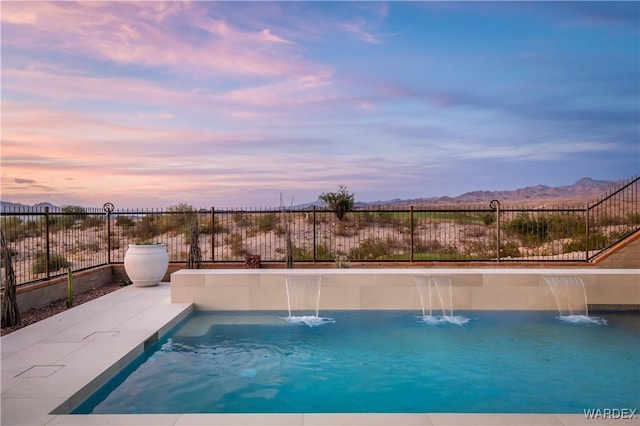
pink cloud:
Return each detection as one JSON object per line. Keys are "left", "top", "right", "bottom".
{"left": 2, "top": 1, "right": 313, "bottom": 78}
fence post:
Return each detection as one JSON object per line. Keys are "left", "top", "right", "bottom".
{"left": 103, "top": 203, "right": 114, "bottom": 264}
{"left": 312, "top": 205, "right": 317, "bottom": 262}
{"left": 490, "top": 200, "right": 500, "bottom": 262}
{"left": 211, "top": 207, "right": 215, "bottom": 262}
{"left": 585, "top": 206, "right": 590, "bottom": 261}
{"left": 410, "top": 205, "right": 414, "bottom": 262}
{"left": 44, "top": 206, "right": 51, "bottom": 278}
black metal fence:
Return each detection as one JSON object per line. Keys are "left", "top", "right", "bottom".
{"left": 2, "top": 176, "right": 638, "bottom": 287}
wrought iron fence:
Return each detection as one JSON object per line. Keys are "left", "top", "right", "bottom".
{"left": 2, "top": 176, "right": 638, "bottom": 287}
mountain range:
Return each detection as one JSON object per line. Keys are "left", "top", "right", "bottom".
{"left": 366, "top": 177, "right": 628, "bottom": 207}
{"left": 0, "top": 177, "right": 631, "bottom": 212}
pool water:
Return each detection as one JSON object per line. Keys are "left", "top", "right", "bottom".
{"left": 74, "top": 310, "right": 640, "bottom": 414}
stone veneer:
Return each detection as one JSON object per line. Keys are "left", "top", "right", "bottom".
{"left": 171, "top": 268, "right": 640, "bottom": 311}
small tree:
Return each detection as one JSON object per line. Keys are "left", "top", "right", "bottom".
{"left": 319, "top": 185, "right": 354, "bottom": 221}
{"left": 187, "top": 215, "right": 202, "bottom": 269}
{"left": 1, "top": 229, "right": 20, "bottom": 327}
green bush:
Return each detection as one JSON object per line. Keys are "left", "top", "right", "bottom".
{"left": 349, "top": 237, "right": 397, "bottom": 260}
{"left": 81, "top": 215, "right": 104, "bottom": 228}
{"left": 482, "top": 213, "right": 496, "bottom": 226}
{"left": 319, "top": 185, "right": 354, "bottom": 221}
{"left": 628, "top": 213, "right": 640, "bottom": 224}
{"left": 115, "top": 215, "right": 134, "bottom": 227}
{"left": 32, "top": 252, "right": 71, "bottom": 275}
{"left": 292, "top": 243, "right": 334, "bottom": 261}
{"left": 233, "top": 212, "right": 252, "bottom": 227}
{"left": 504, "top": 213, "right": 549, "bottom": 245}
{"left": 257, "top": 213, "right": 278, "bottom": 233}
{"left": 1, "top": 217, "right": 23, "bottom": 241}
{"left": 51, "top": 205, "right": 86, "bottom": 230}
{"left": 564, "top": 232, "right": 608, "bottom": 252}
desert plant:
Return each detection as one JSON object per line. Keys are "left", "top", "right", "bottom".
{"left": 348, "top": 237, "right": 397, "bottom": 260}
{"left": 232, "top": 211, "right": 252, "bottom": 228}
{"left": 1, "top": 229, "right": 20, "bottom": 327}
{"left": 319, "top": 184, "right": 354, "bottom": 221}
{"left": 115, "top": 215, "right": 134, "bottom": 227}
{"left": 224, "top": 233, "right": 246, "bottom": 257}
{"left": 187, "top": 217, "right": 202, "bottom": 269}
{"left": 51, "top": 205, "right": 86, "bottom": 230}
{"left": 32, "top": 252, "right": 71, "bottom": 275}
{"left": 504, "top": 213, "right": 550, "bottom": 246}
{"left": 257, "top": 213, "right": 278, "bottom": 233}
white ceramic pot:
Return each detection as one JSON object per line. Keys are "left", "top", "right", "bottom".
{"left": 124, "top": 243, "right": 169, "bottom": 287}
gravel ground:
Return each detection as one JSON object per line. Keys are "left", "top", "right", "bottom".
{"left": 1, "top": 282, "right": 126, "bottom": 336}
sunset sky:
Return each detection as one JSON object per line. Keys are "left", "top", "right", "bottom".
{"left": 1, "top": 1, "right": 638, "bottom": 209}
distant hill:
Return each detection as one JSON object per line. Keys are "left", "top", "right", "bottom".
{"left": 1, "top": 177, "right": 633, "bottom": 212}
{"left": 363, "top": 177, "right": 628, "bottom": 207}
{"left": 0, "top": 201, "right": 61, "bottom": 213}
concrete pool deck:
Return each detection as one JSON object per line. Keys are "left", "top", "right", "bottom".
{"left": 2, "top": 275, "right": 638, "bottom": 425}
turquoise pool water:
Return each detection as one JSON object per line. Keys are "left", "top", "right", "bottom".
{"left": 74, "top": 310, "right": 640, "bottom": 414}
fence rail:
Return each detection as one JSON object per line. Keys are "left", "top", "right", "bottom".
{"left": 2, "top": 177, "right": 638, "bottom": 287}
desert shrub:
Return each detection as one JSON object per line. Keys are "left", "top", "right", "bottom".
{"left": 334, "top": 221, "right": 356, "bottom": 237}
{"left": 137, "top": 214, "right": 160, "bottom": 241}
{"left": 51, "top": 205, "right": 86, "bottom": 230}
{"left": 547, "top": 213, "right": 585, "bottom": 239}
{"left": 504, "top": 213, "right": 549, "bottom": 246}
{"left": 1, "top": 217, "right": 23, "bottom": 241}
{"left": 274, "top": 224, "right": 286, "bottom": 236}
{"left": 318, "top": 185, "right": 354, "bottom": 221}
{"left": 376, "top": 212, "right": 395, "bottom": 226}
{"left": 211, "top": 216, "right": 229, "bottom": 234}
{"left": 233, "top": 212, "right": 252, "bottom": 228}
{"left": 82, "top": 215, "right": 104, "bottom": 228}
{"left": 315, "top": 243, "right": 334, "bottom": 260}
{"left": 32, "top": 252, "right": 71, "bottom": 274}
{"left": 150, "top": 204, "right": 196, "bottom": 235}
{"left": 465, "top": 226, "right": 488, "bottom": 238}
{"left": 564, "top": 232, "right": 608, "bottom": 252}
{"left": 594, "top": 213, "right": 627, "bottom": 227}
{"left": 354, "top": 211, "right": 376, "bottom": 227}
{"left": 257, "top": 213, "right": 278, "bottom": 233}
{"left": 224, "top": 233, "right": 246, "bottom": 256}
{"left": 349, "top": 237, "right": 397, "bottom": 260}
{"left": 463, "top": 240, "right": 495, "bottom": 259}
{"left": 482, "top": 213, "right": 496, "bottom": 226}
{"left": 413, "top": 238, "right": 461, "bottom": 259}
{"left": 106, "top": 234, "right": 120, "bottom": 250}
{"left": 499, "top": 240, "right": 521, "bottom": 258}
{"left": 628, "top": 212, "right": 640, "bottom": 224}
{"left": 292, "top": 243, "right": 334, "bottom": 261}
{"left": 115, "top": 215, "right": 134, "bottom": 227}
{"left": 292, "top": 245, "right": 312, "bottom": 260}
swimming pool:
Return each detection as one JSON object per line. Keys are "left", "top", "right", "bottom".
{"left": 74, "top": 310, "right": 640, "bottom": 414}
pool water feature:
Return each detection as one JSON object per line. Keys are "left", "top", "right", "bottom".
{"left": 284, "top": 275, "right": 334, "bottom": 327}
{"left": 414, "top": 275, "right": 470, "bottom": 326}
{"left": 73, "top": 310, "right": 640, "bottom": 414}
{"left": 543, "top": 276, "right": 607, "bottom": 325}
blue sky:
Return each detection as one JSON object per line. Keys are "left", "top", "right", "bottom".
{"left": 1, "top": 1, "right": 638, "bottom": 208}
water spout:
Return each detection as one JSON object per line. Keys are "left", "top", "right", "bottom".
{"left": 284, "top": 276, "right": 334, "bottom": 327}
{"left": 414, "top": 275, "right": 469, "bottom": 326}
{"left": 543, "top": 276, "right": 606, "bottom": 325}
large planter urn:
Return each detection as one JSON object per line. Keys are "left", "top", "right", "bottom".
{"left": 124, "top": 243, "right": 169, "bottom": 287}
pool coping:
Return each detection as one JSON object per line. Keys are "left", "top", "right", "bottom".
{"left": 2, "top": 271, "right": 638, "bottom": 425}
